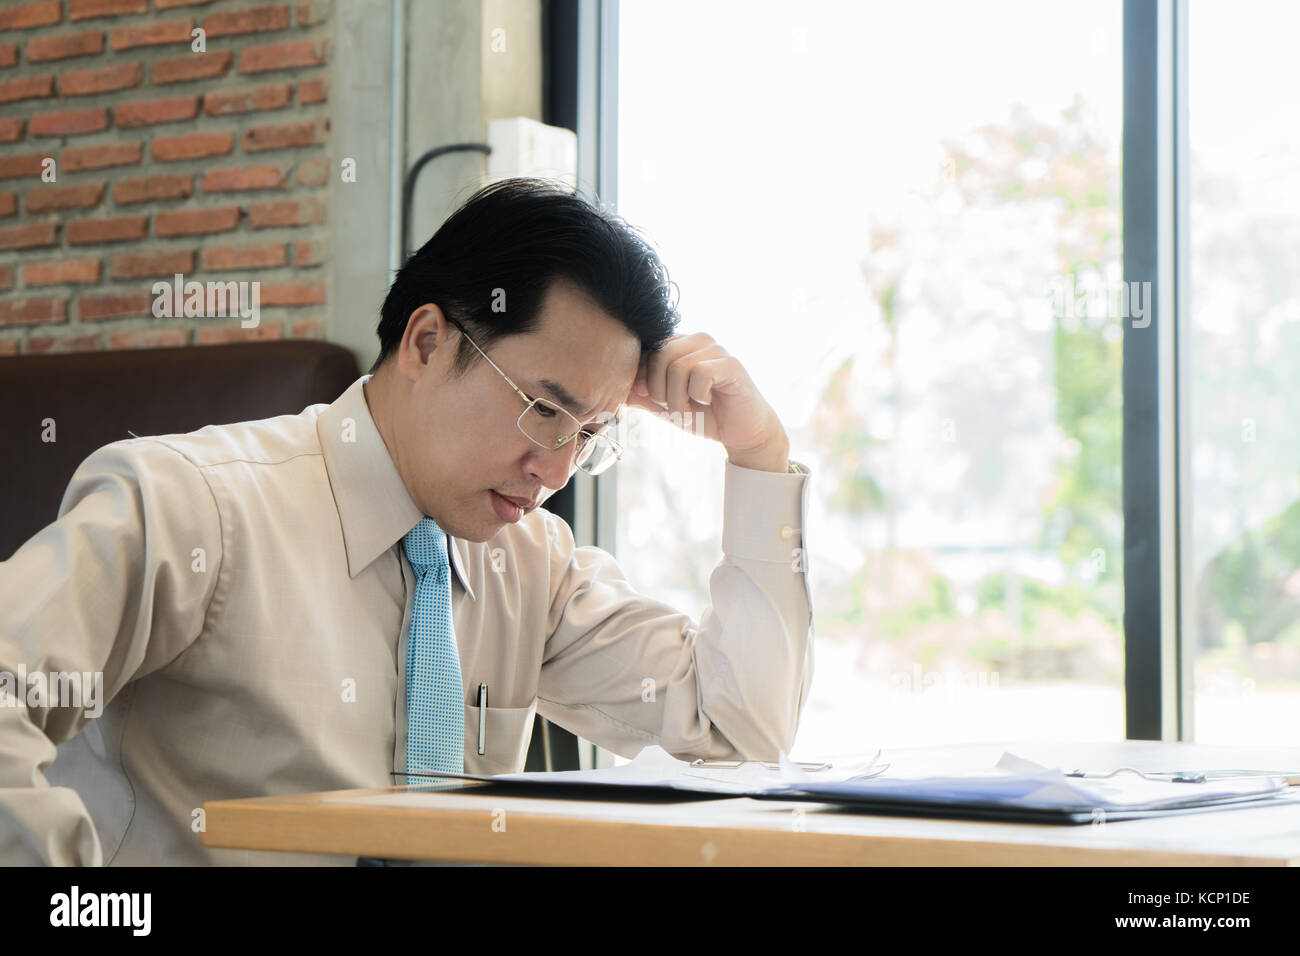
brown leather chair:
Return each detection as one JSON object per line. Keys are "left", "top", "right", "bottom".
{"left": 0, "top": 341, "right": 360, "bottom": 561}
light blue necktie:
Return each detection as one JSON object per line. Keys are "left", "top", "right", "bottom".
{"left": 402, "top": 516, "right": 464, "bottom": 774}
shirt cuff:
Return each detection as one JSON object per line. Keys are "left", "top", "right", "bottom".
{"left": 721, "top": 457, "right": 811, "bottom": 563}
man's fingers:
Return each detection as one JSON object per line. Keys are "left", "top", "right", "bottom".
{"left": 643, "top": 333, "right": 713, "bottom": 406}
{"left": 687, "top": 358, "right": 734, "bottom": 405}
{"left": 665, "top": 344, "right": 726, "bottom": 414}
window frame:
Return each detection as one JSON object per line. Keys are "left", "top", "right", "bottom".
{"left": 1122, "top": 0, "right": 1191, "bottom": 740}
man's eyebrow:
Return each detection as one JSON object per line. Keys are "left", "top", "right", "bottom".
{"left": 535, "top": 378, "right": 620, "bottom": 428}
{"left": 536, "top": 378, "right": 592, "bottom": 418}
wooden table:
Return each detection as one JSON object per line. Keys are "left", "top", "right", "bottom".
{"left": 201, "top": 740, "right": 1300, "bottom": 865}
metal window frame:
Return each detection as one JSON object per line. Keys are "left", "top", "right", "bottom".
{"left": 1123, "top": 0, "right": 1191, "bottom": 741}
{"left": 574, "top": 0, "right": 622, "bottom": 561}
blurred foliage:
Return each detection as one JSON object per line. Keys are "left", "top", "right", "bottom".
{"left": 813, "top": 96, "right": 1125, "bottom": 680}
{"left": 1197, "top": 499, "right": 1300, "bottom": 649}
{"left": 814, "top": 95, "right": 1300, "bottom": 684}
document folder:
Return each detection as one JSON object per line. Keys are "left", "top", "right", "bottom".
{"left": 396, "top": 746, "right": 1296, "bottom": 824}
{"left": 747, "top": 772, "right": 1293, "bottom": 824}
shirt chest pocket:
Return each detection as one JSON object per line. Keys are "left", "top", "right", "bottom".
{"left": 463, "top": 698, "right": 538, "bottom": 775}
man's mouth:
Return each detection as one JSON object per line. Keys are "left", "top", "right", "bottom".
{"left": 490, "top": 490, "right": 534, "bottom": 523}
{"left": 493, "top": 491, "right": 535, "bottom": 509}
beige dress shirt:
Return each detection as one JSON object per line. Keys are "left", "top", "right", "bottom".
{"left": 0, "top": 374, "right": 814, "bottom": 866}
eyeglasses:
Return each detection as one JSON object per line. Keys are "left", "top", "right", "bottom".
{"left": 445, "top": 316, "right": 624, "bottom": 475}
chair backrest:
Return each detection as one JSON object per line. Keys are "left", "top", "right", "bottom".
{"left": 0, "top": 341, "right": 360, "bottom": 560}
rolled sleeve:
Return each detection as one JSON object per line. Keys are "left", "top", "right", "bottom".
{"left": 536, "top": 459, "right": 815, "bottom": 762}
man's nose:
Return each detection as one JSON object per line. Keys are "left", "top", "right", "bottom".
{"left": 525, "top": 440, "right": 577, "bottom": 491}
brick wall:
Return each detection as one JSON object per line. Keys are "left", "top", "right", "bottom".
{"left": 0, "top": 0, "right": 333, "bottom": 356}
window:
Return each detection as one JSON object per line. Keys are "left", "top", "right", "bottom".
{"left": 613, "top": 0, "right": 1125, "bottom": 753}
{"left": 1186, "top": 2, "right": 1300, "bottom": 744}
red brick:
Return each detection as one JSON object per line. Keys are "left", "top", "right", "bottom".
{"left": 0, "top": 42, "right": 18, "bottom": 66}
{"left": 61, "top": 61, "right": 142, "bottom": 95}
{"left": 248, "top": 196, "right": 324, "bottom": 228}
{"left": 111, "top": 19, "right": 193, "bottom": 50}
{"left": 256, "top": 280, "right": 324, "bottom": 307}
{"left": 200, "top": 164, "right": 288, "bottom": 192}
{"left": 0, "top": 296, "right": 65, "bottom": 326}
{"left": 0, "top": 74, "right": 54, "bottom": 104}
{"left": 62, "top": 140, "right": 142, "bottom": 171}
{"left": 292, "top": 237, "right": 325, "bottom": 266}
{"left": 78, "top": 291, "right": 152, "bottom": 320}
{"left": 0, "top": 152, "right": 54, "bottom": 179}
{"left": 0, "top": 338, "right": 17, "bottom": 354}
{"left": 242, "top": 118, "right": 325, "bottom": 153}
{"left": 66, "top": 215, "right": 147, "bottom": 244}
{"left": 69, "top": 0, "right": 147, "bottom": 21}
{"left": 155, "top": 205, "right": 240, "bottom": 236}
{"left": 26, "top": 30, "right": 104, "bottom": 62}
{"left": 0, "top": 192, "right": 14, "bottom": 217}
{"left": 0, "top": 221, "right": 57, "bottom": 249}
{"left": 200, "top": 241, "right": 286, "bottom": 270}
{"left": 203, "top": 82, "right": 289, "bottom": 115}
{"left": 108, "top": 327, "right": 190, "bottom": 349}
{"left": 30, "top": 107, "right": 109, "bottom": 137}
{"left": 23, "top": 257, "right": 101, "bottom": 285}
{"left": 296, "top": 75, "right": 326, "bottom": 104}
{"left": 110, "top": 248, "right": 194, "bottom": 278}
{"left": 294, "top": 1, "right": 330, "bottom": 27}
{"left": 0, "top": 263, "right": 12, "bottom": 288}
{"left": 0, "top": 118, "right": 23, "bottom": 143}
{"left": 24, "top": 332, "right": 103, "bottom": 353}
{"left": 150, "top": 130, "right": 233, "bottom": 162}
{"left": 151, "top": 50, "right": 232, "bottom": 85}
{"left": 112, "top": 173, "right": 192, "bottom": 204}
{"left": 295, "top": 157, "right": 327, "bottom": 187}
{"left": 238, "top": 37, "right": 327, "bottom": 74}
{"left": 203, "top": 4, "right": 289, "bottom": 38}
{"left": 196, "top": 321, "right": 282, "bottom": 344}
{"left": 0, "top": 2, "right": 62, "bottom": 31}
{"left": 25, "top": 182, "right": 106, "bottom": 213}
{"left": 115, "top": 94, "right": 199, "bottom": 128}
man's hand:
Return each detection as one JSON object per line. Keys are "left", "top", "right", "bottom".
{"left": 625, "top": 332, "right": 791, "bottom": 473}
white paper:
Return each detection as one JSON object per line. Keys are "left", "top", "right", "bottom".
{"left": 402, "top": 744, "right": 889, "bottom": 795}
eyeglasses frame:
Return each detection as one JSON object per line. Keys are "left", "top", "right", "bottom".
{"left": 443, "top": 315, "right": 625, "bottom": 473}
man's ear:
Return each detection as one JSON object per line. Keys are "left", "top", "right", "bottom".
{"left": 406, "top": 304, "right": 454, "bottom": 365}
{"left": 395, "top": 304, "right": 444, "bottom": 382}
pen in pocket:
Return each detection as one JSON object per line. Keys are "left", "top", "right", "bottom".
{"left": 478, "top": 682, "right": 487, "bottom": 755}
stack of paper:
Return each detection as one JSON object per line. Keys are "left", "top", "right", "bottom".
{"left": 402, "top": 746, "right": 1296, "bottom": 824}
{"left": 405, "top": 745, "right": 888, "bottom": 796}
{"left": 754, "top": 752, "right": 1293, "bottom": 823}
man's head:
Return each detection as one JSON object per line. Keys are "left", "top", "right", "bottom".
{"left": 368, "top": 177, "right": 680, "bottom": 542}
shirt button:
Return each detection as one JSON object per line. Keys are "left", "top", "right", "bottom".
{"left": 780, "top": 525, "right": 794, "bottom": 539}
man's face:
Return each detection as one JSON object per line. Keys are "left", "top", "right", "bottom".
{"left": 390, "top": 278, "right": 642, "bottom": 542}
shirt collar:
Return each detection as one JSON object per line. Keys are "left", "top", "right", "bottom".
{"left": 316, "top": 375, "right": 476, "bottom": 600}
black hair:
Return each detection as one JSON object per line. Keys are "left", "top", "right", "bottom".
{"left": 371, "top": 177, "right": 680, "bottom": 376}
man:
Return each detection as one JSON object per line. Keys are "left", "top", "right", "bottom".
{"left": 0, "top": 177, "right": 814, "bottom": 866}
